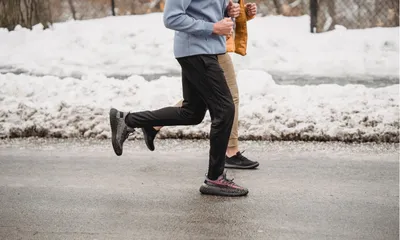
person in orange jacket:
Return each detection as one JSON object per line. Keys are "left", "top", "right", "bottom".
{"left": 142, "top": 1, "right": 259, "bottom": 169}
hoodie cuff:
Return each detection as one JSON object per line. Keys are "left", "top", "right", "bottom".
{"left": 203, "top": 22, "right": 214, "bottom": 36}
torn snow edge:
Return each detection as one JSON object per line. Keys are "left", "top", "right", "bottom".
{"left": 1, "top": 104, "right": 398, "bottom": 143}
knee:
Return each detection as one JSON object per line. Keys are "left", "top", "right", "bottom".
{"left": 211, "top": 101, "right": 234, "bottom": 128}
{"left": 222, "top": 101, "right": 235, "bottom": 123}
{"left": 189, "top": 112, "right": 205, "bottom": 125}
{"left": 181, "top": 107, "right": 206, "bottom": 125}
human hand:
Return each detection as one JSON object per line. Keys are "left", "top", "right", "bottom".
{"left": 213, "top": 18, "right": 234, "bottom": 37}
{"left": 227, "top": 0, "right": 240, "bottom": 18}
{"left": 245, "top": 3, "right": 257, "bottom": 17}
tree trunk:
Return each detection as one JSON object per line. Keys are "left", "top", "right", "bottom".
{"left": 67, "top": 0, "right": 76, "bottom": 20}
{"left": 111, "top": 0, "right": 115, "bottom": 16}
{"left": 310, "top": 0, "right": 318, "bottom": 32}
{"left": 272, "top": 0, "right": 281, "bottom": 14}
{"left": 0, "top": 0, "right": 52, "bottom": 30}
{"left": 316, "top": 0, "right": 336, "bottom": 32}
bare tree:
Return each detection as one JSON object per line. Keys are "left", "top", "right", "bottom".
{"left": 111, "top": 0, "right": 115, "bottom": 16}
{"left": 0, "top": 0, "right": 20, "bottom": 30}
{"left": 67, "top": 0, "right": 76, "bottom": 20}
{"left": 316, "top": 0, "right": 336, "bottom": 32}
{"left": 0, "top": 0, "right": 52, "bottom": 30}
{"left": 272, "top": 0, "right": 281, "bottom": 14}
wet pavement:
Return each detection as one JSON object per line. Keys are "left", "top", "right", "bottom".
{"left": 0, "top": 139, "right": 398, "bottom": 240}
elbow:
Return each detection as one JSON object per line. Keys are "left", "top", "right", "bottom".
{"left": 163, "top": 17, "right": 170, "bottom": 29}
{"left": 163, "top": 14, "right": 174, "bottom": 29}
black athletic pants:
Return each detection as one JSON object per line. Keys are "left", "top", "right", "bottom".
{"left": 125, "top": 55, "right": 235, "bottom": 180}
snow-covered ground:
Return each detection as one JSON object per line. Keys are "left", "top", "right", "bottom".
{"left": 0, "top": 71, "right": 398, "bottom": 142}
{"left": 0, "top": 14, "right": 398, "bottom": 142}
{"left": 0, "top": 13, "right": 398, "bottom": 78}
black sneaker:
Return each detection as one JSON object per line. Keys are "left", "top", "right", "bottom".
{"left": 225, "top": 151, "right": 259, "bottom": 169}
{"left": 141, "top": 127, "right": 159, "bottom": 151}
{"left": 199, "top": 171, "right": 248, "bottom": 197}
{"left": 109, "top": 108, "right": 134, "bottom": 156}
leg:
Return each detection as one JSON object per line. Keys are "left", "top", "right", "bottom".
{"left": 138, "top": 72, "right": 205, "bottom": 151}
{"left": 218, "top": 53, "right": 239, "bottom": 154}
{"left": 218, "top": 53, "right": 259, "bottom": 169}
{"left": 109, "top": 54, "right": 248, "bottom": 196}
{"left": 110, "top": 58, "right": 207, "bottom": 155}
{"left": 111, "top": 55, "right": 231, "bottom": 172}
{"left": 143, "top": 99, "right": 184, "bottom": 151}
{"left": 154, "top": 100, "right": 183, "bottom": 131}
{"left": 125, "top": 70, "right": 206, "bottom": 128}
{"left": 176, "top": 55, "right": 235, "bottom": 180}
{"left": 155, "top": 54, "right": 239, "bottom": 154}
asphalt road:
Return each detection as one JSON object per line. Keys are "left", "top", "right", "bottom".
{"left": 0, "top": 139, "right": 398, "bottom": 240}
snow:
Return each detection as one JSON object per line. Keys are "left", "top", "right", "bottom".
{"left": 233, "top": 16, "right": 399, "bottom": 78}
{"left": 0, "top": 71, "right": 398, "bottom": 142}
{"left": 0, "top": 13, "right": 398, "bottom": 78}
{"left": 0, "top": 13, "right": 398, "bottom": 142}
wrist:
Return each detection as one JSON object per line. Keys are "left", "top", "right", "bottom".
{"left": 212, "top": 23, "right": 219, "bottom": 35}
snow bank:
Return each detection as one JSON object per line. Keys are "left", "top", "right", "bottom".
{"left": 0, "top": 14, "right": 398, "bottom": 142}
{"left": 0, "top": 14, "right": 398, "bottom": 79}
{"left": 0, "top": 71, "right": 398, "bottom": 142}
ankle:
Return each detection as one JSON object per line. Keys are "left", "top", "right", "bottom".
{"left": 226, "top": 147, "right": 239, "bottom": 158}
{"left": 153, "top": 126, "right": 161, "bottom": 131}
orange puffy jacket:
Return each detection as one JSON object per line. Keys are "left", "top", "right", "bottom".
{"left": 226, "top": 0, "right": 255, "bottom": 56}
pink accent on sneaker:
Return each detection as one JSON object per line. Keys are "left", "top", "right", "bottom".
{"left": 206, "top": 175, "right": 244, "bottom": 190}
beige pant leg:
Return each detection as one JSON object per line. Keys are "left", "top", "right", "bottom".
{"left": 218, "top": 53, "right": 239, "bottom": 148}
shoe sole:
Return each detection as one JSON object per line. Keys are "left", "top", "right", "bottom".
{"left": 109, "top": 108, "right": 122, "bottom": 156}
{"left": 224, "top": 162, "right": 259, "bottom": 169}
{"left": 199, "top": 184, "right": 248, "bottom": 197}
{"left": 141, "top": 128, "right": 155, "bottom": 151}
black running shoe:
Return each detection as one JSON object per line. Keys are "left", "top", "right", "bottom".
{"left": 225, "top": 151, "right": 259, "bottom": 169}
{"left": 109, "top": 108, "right": 134, "bottom": 156}
{"left": 141, "top": 127, "right": 159, "bottom": 151}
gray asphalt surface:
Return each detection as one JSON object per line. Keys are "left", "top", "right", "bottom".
{"left": 0, "top": 139, "right": 398, "bottom": 240}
